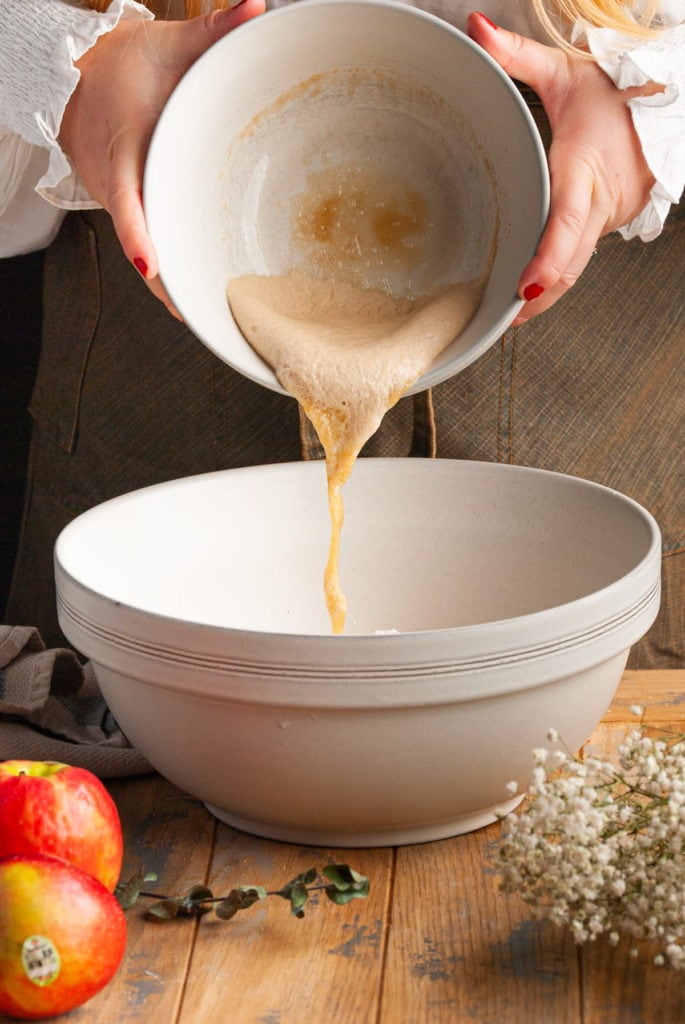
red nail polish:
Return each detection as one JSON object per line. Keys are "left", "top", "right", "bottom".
{"left": 133, "top": 256, "right": 148, "bottom": 278}
{"left": 476, "top": 12, "right": 498, "bottom": 29}
{"left": 523, "top": 283, "right": 544, "bottom": 301}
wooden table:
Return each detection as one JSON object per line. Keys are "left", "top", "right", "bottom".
{"left": 6, "top": 670, "right": 685, "bottom": 1023}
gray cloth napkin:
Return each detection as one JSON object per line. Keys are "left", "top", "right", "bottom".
{"left": 0, "top": 625, "right": 151, "bottom": 777}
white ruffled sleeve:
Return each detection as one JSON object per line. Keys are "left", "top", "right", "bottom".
{"left": 574, "top": 7, "right": 685, "bottom": 241}
{"left": 0, "top": 0, "right": 152, "bottom": 213}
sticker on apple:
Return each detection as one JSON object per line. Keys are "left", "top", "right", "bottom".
{"left": 21, "top": 935, "right": 61, "bottom": 986}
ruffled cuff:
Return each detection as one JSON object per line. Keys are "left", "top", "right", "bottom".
{"left": 574, "top": 17, "right": 685, "bottom": 241}
{"left": 0, "top": 0, "right": 153, "bottom": 211}
{"left": 40, "top": 0, "right": 153, "bottom": 208}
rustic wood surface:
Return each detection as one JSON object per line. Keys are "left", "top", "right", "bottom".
{"left": 3, "top": 670, "right": 684, "bottom": 1023}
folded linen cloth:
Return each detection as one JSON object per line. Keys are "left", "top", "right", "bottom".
{"left": 0, "top": 625, "right": 151, "bottom": 777}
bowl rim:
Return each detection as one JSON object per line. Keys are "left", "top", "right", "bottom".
{"left": 54, "top": 459, "right": 661, "bottom": 702}
{"left": 143, "top": 0, "right": 551, "bottom": 397}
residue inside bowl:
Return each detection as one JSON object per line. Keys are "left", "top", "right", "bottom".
{"left": 225, "top": 66, "right": 497, "bottom": 633}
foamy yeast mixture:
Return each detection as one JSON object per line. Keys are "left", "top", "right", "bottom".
{"left": 227, "top": 161, "right": 490, "bottom": 634}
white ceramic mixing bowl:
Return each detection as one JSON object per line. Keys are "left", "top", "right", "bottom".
{"left": 143, "top": 0, "right": 549, "bottom": 395}
{"left": 54, "top": 460, "right": 660, "bottom": 846}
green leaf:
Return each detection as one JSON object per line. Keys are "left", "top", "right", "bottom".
{"left": 324, "top": 883, "right": 371, "bottom": 905}
{"left": 215, "top": 886, "right": 267, "bottom": 920}
{"left": 288, "top": 882, "right": 309, "bottom": 918}
{"left": 180, "top": 885, "right": 214, "bottom": 917}
{"left": 321, "top": 864, "right": 369, "bottom": 890}
{"left": 188, "top": 884, "right": 213, "bottom": 901}
{"left": 276, "top": 869, "right": 317, "bottom": 899}
{"left": 147, "top": 886, "right": 215, "bottom": 920}
{"left": 115, "top": 869, "right": 158, "bottom": 911}
{"left": 322, "top": 864, "right": 371, "bottom": 904}
{"left": 147, "top": 898, "right": 184, "bottom": 920}
{"left": 275, "top": 870, "right": 318, "bottom": 918}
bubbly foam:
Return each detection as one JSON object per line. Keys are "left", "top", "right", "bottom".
{"left": 227, "top": 269, "right": 487, "bottom": 632}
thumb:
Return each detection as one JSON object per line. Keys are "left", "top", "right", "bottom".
{"left": 177, "top": 0, "right": 266, "bottom": 60}
{"left": 116, "top": 0, "right": 265, "bottom": 288}
{"left": 466, "top": 11, "right": 565, "bottom": 98}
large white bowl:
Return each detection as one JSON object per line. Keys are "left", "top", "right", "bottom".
{"left": 55, "top": 460, "right": 660, "bottom": 846}
{"left": 144, "top": 0, "right": 549, "bottom": 395}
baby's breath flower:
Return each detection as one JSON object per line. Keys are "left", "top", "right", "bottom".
{"left": 498, "top": 727, "right": 685, "bottom": 970}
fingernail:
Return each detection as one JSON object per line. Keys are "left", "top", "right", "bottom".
{"left": 133, "top": 256, "right": 148, "bottom": 278}
{"left": 476, "top": 12, "right": 498, "bottom": 29}
{"left": 523, "top": 283, "right": 544, "bottom": 301}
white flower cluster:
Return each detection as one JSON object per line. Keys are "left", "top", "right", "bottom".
{"left": 498, "top": 717, "right": 685, "bottom": 969}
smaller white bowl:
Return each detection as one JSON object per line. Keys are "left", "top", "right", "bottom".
{"left": 55, "top": 460, "right": 660, "bottom": 847}
{"left": 144, "top": 0, "right": 549, "bottom": 395}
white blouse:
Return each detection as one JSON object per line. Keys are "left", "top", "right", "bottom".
{"left": 0, "top": 0, "right": 683, "bottom": 257}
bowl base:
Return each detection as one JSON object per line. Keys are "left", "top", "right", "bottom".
{"left": 203, "top": 793, "right": 525, "bottom": 847}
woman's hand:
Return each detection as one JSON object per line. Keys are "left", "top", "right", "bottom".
{"left": 467, "top": 11, "right": 656, "bottom": 324}
{"left": 59, "top": 0, "right": 265, "bottom": 317}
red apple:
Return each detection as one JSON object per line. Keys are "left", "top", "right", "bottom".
{"left": 0, "top": 761, "right": 123, "bottom": 891}
{"left": 0, "top": 853, "right": 127, "bottom": 1019}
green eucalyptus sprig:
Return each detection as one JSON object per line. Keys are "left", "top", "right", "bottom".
{"left": 115, "top": 864, "right": 370, "bottom": 921}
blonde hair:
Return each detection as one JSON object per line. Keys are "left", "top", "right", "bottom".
{"left": 532, "top": 0, "right": 662, "bottom": 49}
{"left": 83, "top": 1, "right": 229, "bottom": 13}
{"left": 532, "top": 0, "right": 663, "bottom": 52}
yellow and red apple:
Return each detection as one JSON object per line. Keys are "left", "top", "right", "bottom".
{"left": 0, "top": 852, "right": 127, "bottom": 1020}
{"left": 0, "top": 761, "right": 123, "bottom": 891}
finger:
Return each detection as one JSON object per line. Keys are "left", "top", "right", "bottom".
{"left": 513, "top": 207, "right": 606, "bottom": 323}
{"left": 111, "top": 182, "right": 182, "bottom": 320}
{"left": 466, "top": 11, "right": 565, "bottom": 97}
{"left": 180, "top": 0, "right": 266, "bottom": 57}
{"left": 110, "top": 0, "right": 266, "bottom": 282}
{"left": 106, "top": 129, "right": 159, "bottom": 282}
{"left": 144, "top": 274, "right": 184, "bottom": 322}
{"left": 518, "top": 148, "right": 596, "bottom": 300}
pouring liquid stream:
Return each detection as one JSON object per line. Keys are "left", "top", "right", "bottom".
{"left": 227, "top": 168, "right": 489, "bottom": 634}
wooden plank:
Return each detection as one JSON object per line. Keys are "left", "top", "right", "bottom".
{"left": 0, "top": 774, "right": 217, "bottom": 1024}
{"left": 582, "top": 939, "right": 685, "bottom": 1024}
{"left": 380, "top": 829, "right": 580, "bottom": 1024}
{"left": 608, "top": 670, "right": 685, "bottom": 722}
{"left": 176, "top": 825, "right": 392, "bottom": 1024}
{"left": 104, "top": 775, "right": 218, "bottom": 1024}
